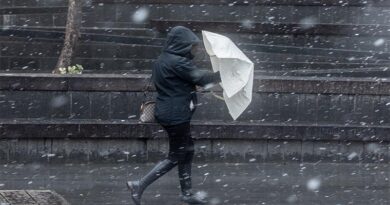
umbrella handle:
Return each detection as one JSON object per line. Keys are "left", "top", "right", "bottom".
{"left": 210, "top": 91, "right": 225, "bottom": 101}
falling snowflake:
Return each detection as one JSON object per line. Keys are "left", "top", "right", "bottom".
{"left": 348, "top": 152, "right": 358, "bottom": 160}
{"left": 373, "top": 39, "right": 385, "bottom": 47}
{"left": 132, "top": 7, "right": 150, "bottom": 24}
{"left": 307, "top": 177, "right": 321, "bottom": 191}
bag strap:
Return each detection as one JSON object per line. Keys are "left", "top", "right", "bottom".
{"left": 143, "top": 75, "right": 153, "bottom": 100}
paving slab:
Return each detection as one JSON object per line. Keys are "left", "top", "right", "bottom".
{"left": 0, "top": 190, "right": 69, "bottom": 205}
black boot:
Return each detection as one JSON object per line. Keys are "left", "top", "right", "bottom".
{"left": 178, "top": 163, "right": 207, "bottom": 204}
{"left": 180, "top": 193, "right": 207, "bottom": 205}
{"left": 127, "top": 159, "right": 176, "bottom": 205}
{"left": 178, "top": 161, "right": 193, "bottom": 196}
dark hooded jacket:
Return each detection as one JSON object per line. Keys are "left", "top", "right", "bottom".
{"left": 152, "top": 26, "right": 221, "bottom": 126}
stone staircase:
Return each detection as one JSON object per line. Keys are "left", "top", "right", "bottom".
{"left": 0, "top": 0, "right": 389, "bottom": 76}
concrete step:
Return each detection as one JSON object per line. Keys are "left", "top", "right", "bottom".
{"left": 0, "top": 57, "right": 158, "bottom": 73}
{"left": 243, "top": 45, "right": 390, "bottom": 62}
{"left": 2, "top": 1, "right": 390, "bottom": 29}
{"left": 3, "top": 0, "right": 390, "bottom": 7}
{"left": 1, "top": 36, "right": 388, "bottom": 74}
{"left": 2, "top": 56, "right": 387, "bottom": 74}
{"left": 1, "top": 37, "right": 387, "bottom": 63}
{"left": 0, "top": 119, "right": 389, "bottom": 163}
{"left": 0, "top": 6, "right": 68, "bottom": 15}
{"left": 90, "top": 2, "right": 390, "bottom": 25}
{"left": 0, "top": 6, "right": 93, "bottom": 15}
{"left": 2, "top": 29, "right": 389, "bottom": 58}
{"left": 1, "top": 26, "right": 157, "bottom": 37}
{"left": 287, "top": 67, "right": 390, "bottom": 77}
{"left": 0, "top": 0, "right": 68, "bottom": 7}
{"left": 1, "top": 118, "right": 389, "bottom": 142}
{"left": 1, "top": 41, "right": 387, "bottom": 72}
{"left": 2, "top": 24, "right": 389, "bottom": 53}
{"left": 3, "top": 27, "right": 388, "bottom": 54}
{"left": 151, "top": 20, "right": 390, "bottom": 36}
{"left": 1, "top": 72, "right": 387, "bottom": 94}
{"left": 215, "top": 33, "right": 390, "bottom": 53}
{"left": 0, "top": 28, "right": 163, "bottom": 45}
{"left": 1, "top": 61, "right": 382, "bottom": 76}
{"left": 92, "top": 0, "right": 390, "bottom": 7}
{"left": 1, "top": 11, "right": 150, "bottom": 28}
{"left": 3, "top": 37, "right": 386, "bottom": 63}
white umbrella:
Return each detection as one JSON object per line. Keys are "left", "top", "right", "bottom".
{"left": 202, "top": 30, "right": 254, "bottom": 120}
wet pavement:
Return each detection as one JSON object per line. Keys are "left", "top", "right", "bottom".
{"left": 0, "top": 162, "right": 389, "bottom": 205}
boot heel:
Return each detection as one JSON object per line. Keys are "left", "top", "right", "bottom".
{"left": 180, "top": 194, "right": 207, "bottom": 205}
{"left": 126, "top": 181, "right": 132, "bottom": 190}
{"left": 127, "top": 181, "right": 141, "bottom": 205}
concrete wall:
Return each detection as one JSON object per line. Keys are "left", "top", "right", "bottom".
{"left": 0, "top": 90, "right": 389, "bottom": 125}
{"left": 0, "top": 73, "right": 389, "bottom": 163}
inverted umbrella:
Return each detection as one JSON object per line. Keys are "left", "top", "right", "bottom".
{"left": 202, "top": 30, "right": 254, "bottom": 120}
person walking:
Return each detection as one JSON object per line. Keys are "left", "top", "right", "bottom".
{"left": 126, "top": 26, "right": 221, "bottom": 205}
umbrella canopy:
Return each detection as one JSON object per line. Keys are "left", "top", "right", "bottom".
{"left": 202, "top": 30, "right": 254, "bottom": 120}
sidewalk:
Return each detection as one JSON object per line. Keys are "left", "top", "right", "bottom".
{"left": 0, "top": 162, "right": 389, "bottom": 205}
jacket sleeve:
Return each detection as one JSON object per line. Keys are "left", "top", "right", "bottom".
{"left": 173, "top": 58, "right": 221, "bottom": 86}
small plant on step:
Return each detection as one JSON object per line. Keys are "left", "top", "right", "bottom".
{"left": 58, "top": 64, "right": 84, "bottom": 74}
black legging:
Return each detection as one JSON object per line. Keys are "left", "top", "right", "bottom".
{"left": 164, "top": 122, "right": 194, "bottom": 163}
{"left": 163, "top": 122, "right": 194, "bottom": 195}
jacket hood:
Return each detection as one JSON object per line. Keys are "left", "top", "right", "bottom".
{"left": 163, "top": 26, "right": 200, "bottom": 58}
